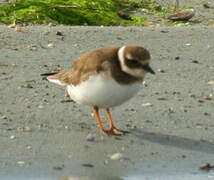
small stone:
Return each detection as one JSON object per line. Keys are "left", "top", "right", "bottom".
{"left": 53, "top": 165, "right": 64, "bottom": 171}
{"left": 38, "top": 104, "right": 44, "bottom": 109}
{"left": 86, "top": 134, "right": 96, "bottom": 142}
{"left": 190, "top": 94, "right": 196, "bottom": 98}
{"left": 47, "top": 43, "right": 54, "bottom": 48}
{"left": 23, "top": 126, "right": 32, "bottom": 132}
{"left": 104, "top": 160, "right": 109, "bottom": 165}
{"left": 56, "top": 31, "right": 63, "bottom": 36}
{"left": 26, "top": 145, "right": 32, "bottom": 150}
{"left": 109, "top": 153, "right": 123, "bottom": 160}
{"left": 20, "top": 82, "right": 33, "bottom": 88}
{"left": 10, "top": 135, "right": 16, "bottom": 139}
{"left": 182, "top": 155, "right": 186, "bottom": 158}
{"left": 140, "top": 8, "right": 149, "bottom": 13}
{"left": 208, "top": 81, "right": 214, "bottom": 85}
{"left": 157, "top": 97, "right": 167, "bottom": 100}
{"left": 160, "top": 30, "right": 169, "bottom": 33}
{"left": 116, "top": 37, "right": 123, "bottom": 40}
{"left": 81, "top": 163, "right": 94, "bottom": 168}
{"left": 17, "top": 161, "right": 26, "bottom": 166}
{"left": 204, "top": 112, "right": 210, "bottom": 116}
{"left": 192, "top": 60, "right": 199, "bottom": 64}
{"left": 142, "top": 81, "right": 147, "bottom": 87}
{"left": 158, "top": 69, "right": 165, "bottom": 73}
{"left": 185, "top": 43, "right": 191, "bottom": 46}
{"left": 175, "top": 56, "right": 180, "bottom": 60}
{"left": 203, "top": 2, "right": 214, "bottom": 9}
{"left": 168, "top": 108, "right": 175, "bottom": 113}
{"left": 142, "top": 103, "right": 153, "bottom": 107}
{"left": 0, "top": 115, "right": 7, "bottom": 120}
{"left": 198, "top": 100, "right": 204, "bottom": 103}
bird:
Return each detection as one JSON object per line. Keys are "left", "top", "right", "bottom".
{"left": 41, "top": 45, "right": 155, "bottom": 136}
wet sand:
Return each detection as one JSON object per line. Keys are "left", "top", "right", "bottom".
{"left": 0, "top": 25, "right": 214, "bottom": 179}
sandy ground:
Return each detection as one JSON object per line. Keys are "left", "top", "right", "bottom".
{"left": 0, "top": 25, "right": 214, "bottom": 180}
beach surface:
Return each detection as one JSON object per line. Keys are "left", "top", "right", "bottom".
{"left": 0, "top": 24, "right": 214, "bottom": 180}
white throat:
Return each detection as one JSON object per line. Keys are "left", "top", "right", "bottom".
{"left": 118, "top": 46, "right": 146, "bottom": 78}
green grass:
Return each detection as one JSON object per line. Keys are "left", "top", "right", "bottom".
{"left": 0, "top": 0, "right": 173, "bottom": 26}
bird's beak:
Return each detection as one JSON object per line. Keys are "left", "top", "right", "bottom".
{"left": 143, "top": 65, "right": 155, "bottom": 75}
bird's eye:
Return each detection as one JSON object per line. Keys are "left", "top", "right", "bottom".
{"left": 128, "top": 59, "right": 139, "bottom": 64}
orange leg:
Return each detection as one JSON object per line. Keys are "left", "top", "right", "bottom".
{"left": 93, "top": 106, "right": 108, "bottom": 135}
{"left": 105, "top": 108, "right": 129, "bottom": 135}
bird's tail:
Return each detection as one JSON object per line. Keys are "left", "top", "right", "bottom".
{"left": 40, "top": 71, "right": 59, "bottom": 77}
{"left": 40, "top": 70, "right": 67, "bottom": 86}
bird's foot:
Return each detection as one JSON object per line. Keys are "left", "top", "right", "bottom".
{"left": 103, "top": 127, "right": 130, "bottom": 136}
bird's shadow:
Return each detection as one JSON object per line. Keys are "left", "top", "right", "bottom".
{"left": 132, "top": 128, "right": 214, "bottom": 155}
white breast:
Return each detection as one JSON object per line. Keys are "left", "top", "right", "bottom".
{"left": 66, "top": 73, "right": 141, "bottom": 108}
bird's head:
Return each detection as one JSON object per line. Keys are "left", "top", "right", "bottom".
{"left": 118, "top": 45, "right": 155, "bottom": 78}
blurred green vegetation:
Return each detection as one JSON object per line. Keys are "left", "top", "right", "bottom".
{"left": 0, "top": 0, "right": 172, "bottom": 25}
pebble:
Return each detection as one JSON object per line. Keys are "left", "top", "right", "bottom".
{"left": 140, "top": 8, "right": 149, "bottom": 13}
{"left": 0, "top": 115, "right": 7, "bottom": 120}
{"left": 56, "top": 31, "right": 63, "bottom": 36}
{"left": 109, "top": 153, "right": 123, "bottom": 160}
{"left": 104, "top": 160, "right": 109, "bottom": 165}
{"left": 192, "top": 60, "right": 199, "bottom": 64}
{"left": 17, "top": 161, "right": 26, "bottom": 166}
{"left": 160, "top": 30, "right": 169, "bottom": 33}
{"left": 190, "top": 94, "right": 196, "bottom": 98}
{"left": 198, "top": 100, "right": 204, "bottom": 103}
{"left": 166, "top": 107, "right": 175, "bottom": 114}
{"left": 182, "top": 155, "right": 186, "bottom": 158}
{"left": 47, "top": 43, "right": 54, "bottom": 48}
{"left": 86, "top": 134, "right": 96, "bottom": 142}
{"left": 203, "top": 2, "right": 214, "bottom": 9}
{"left": 204, "top": 112, "right": 210, "bottom": 116}
{"left": 208, "top": 81, "right": 214, "bottom": 85}
{"left": 158, "top": 69, "right": 165, "bottom": 73}
{"left": 142, "top": 81, "right": 147, "bottom": 87}
{"left": 157, "top": 97, "right": 167, "bottom": 101}
{"left": 10, "top": 135, "right": 16, "bottom": 140}
{"left": 142, "top": 103, "right": 153, "bottom": 107}
{"left": 20, "top": 82, "right": 33, "bottom": 88}
{"left": 23, "top": 126, "right": 32, "bottom": 132}
{"left": 38, "top": 104, "right": 44, "bottom": 109}
{"left": 53, "top": 165, "right": 64, "bottom": 171}
{"left": 81, "top": 163, "right": 94, "bottom": 168}
{"left": 26, "top": 145, "right": 32, "bottom": 150}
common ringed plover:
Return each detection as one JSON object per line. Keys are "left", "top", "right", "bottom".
{"left": 41, "top": 45, "right": 155, "bottom": 135}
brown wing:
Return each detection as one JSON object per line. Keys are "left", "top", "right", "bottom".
{"left": 46, "top": 46, "right": 119, "bottom": 86}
